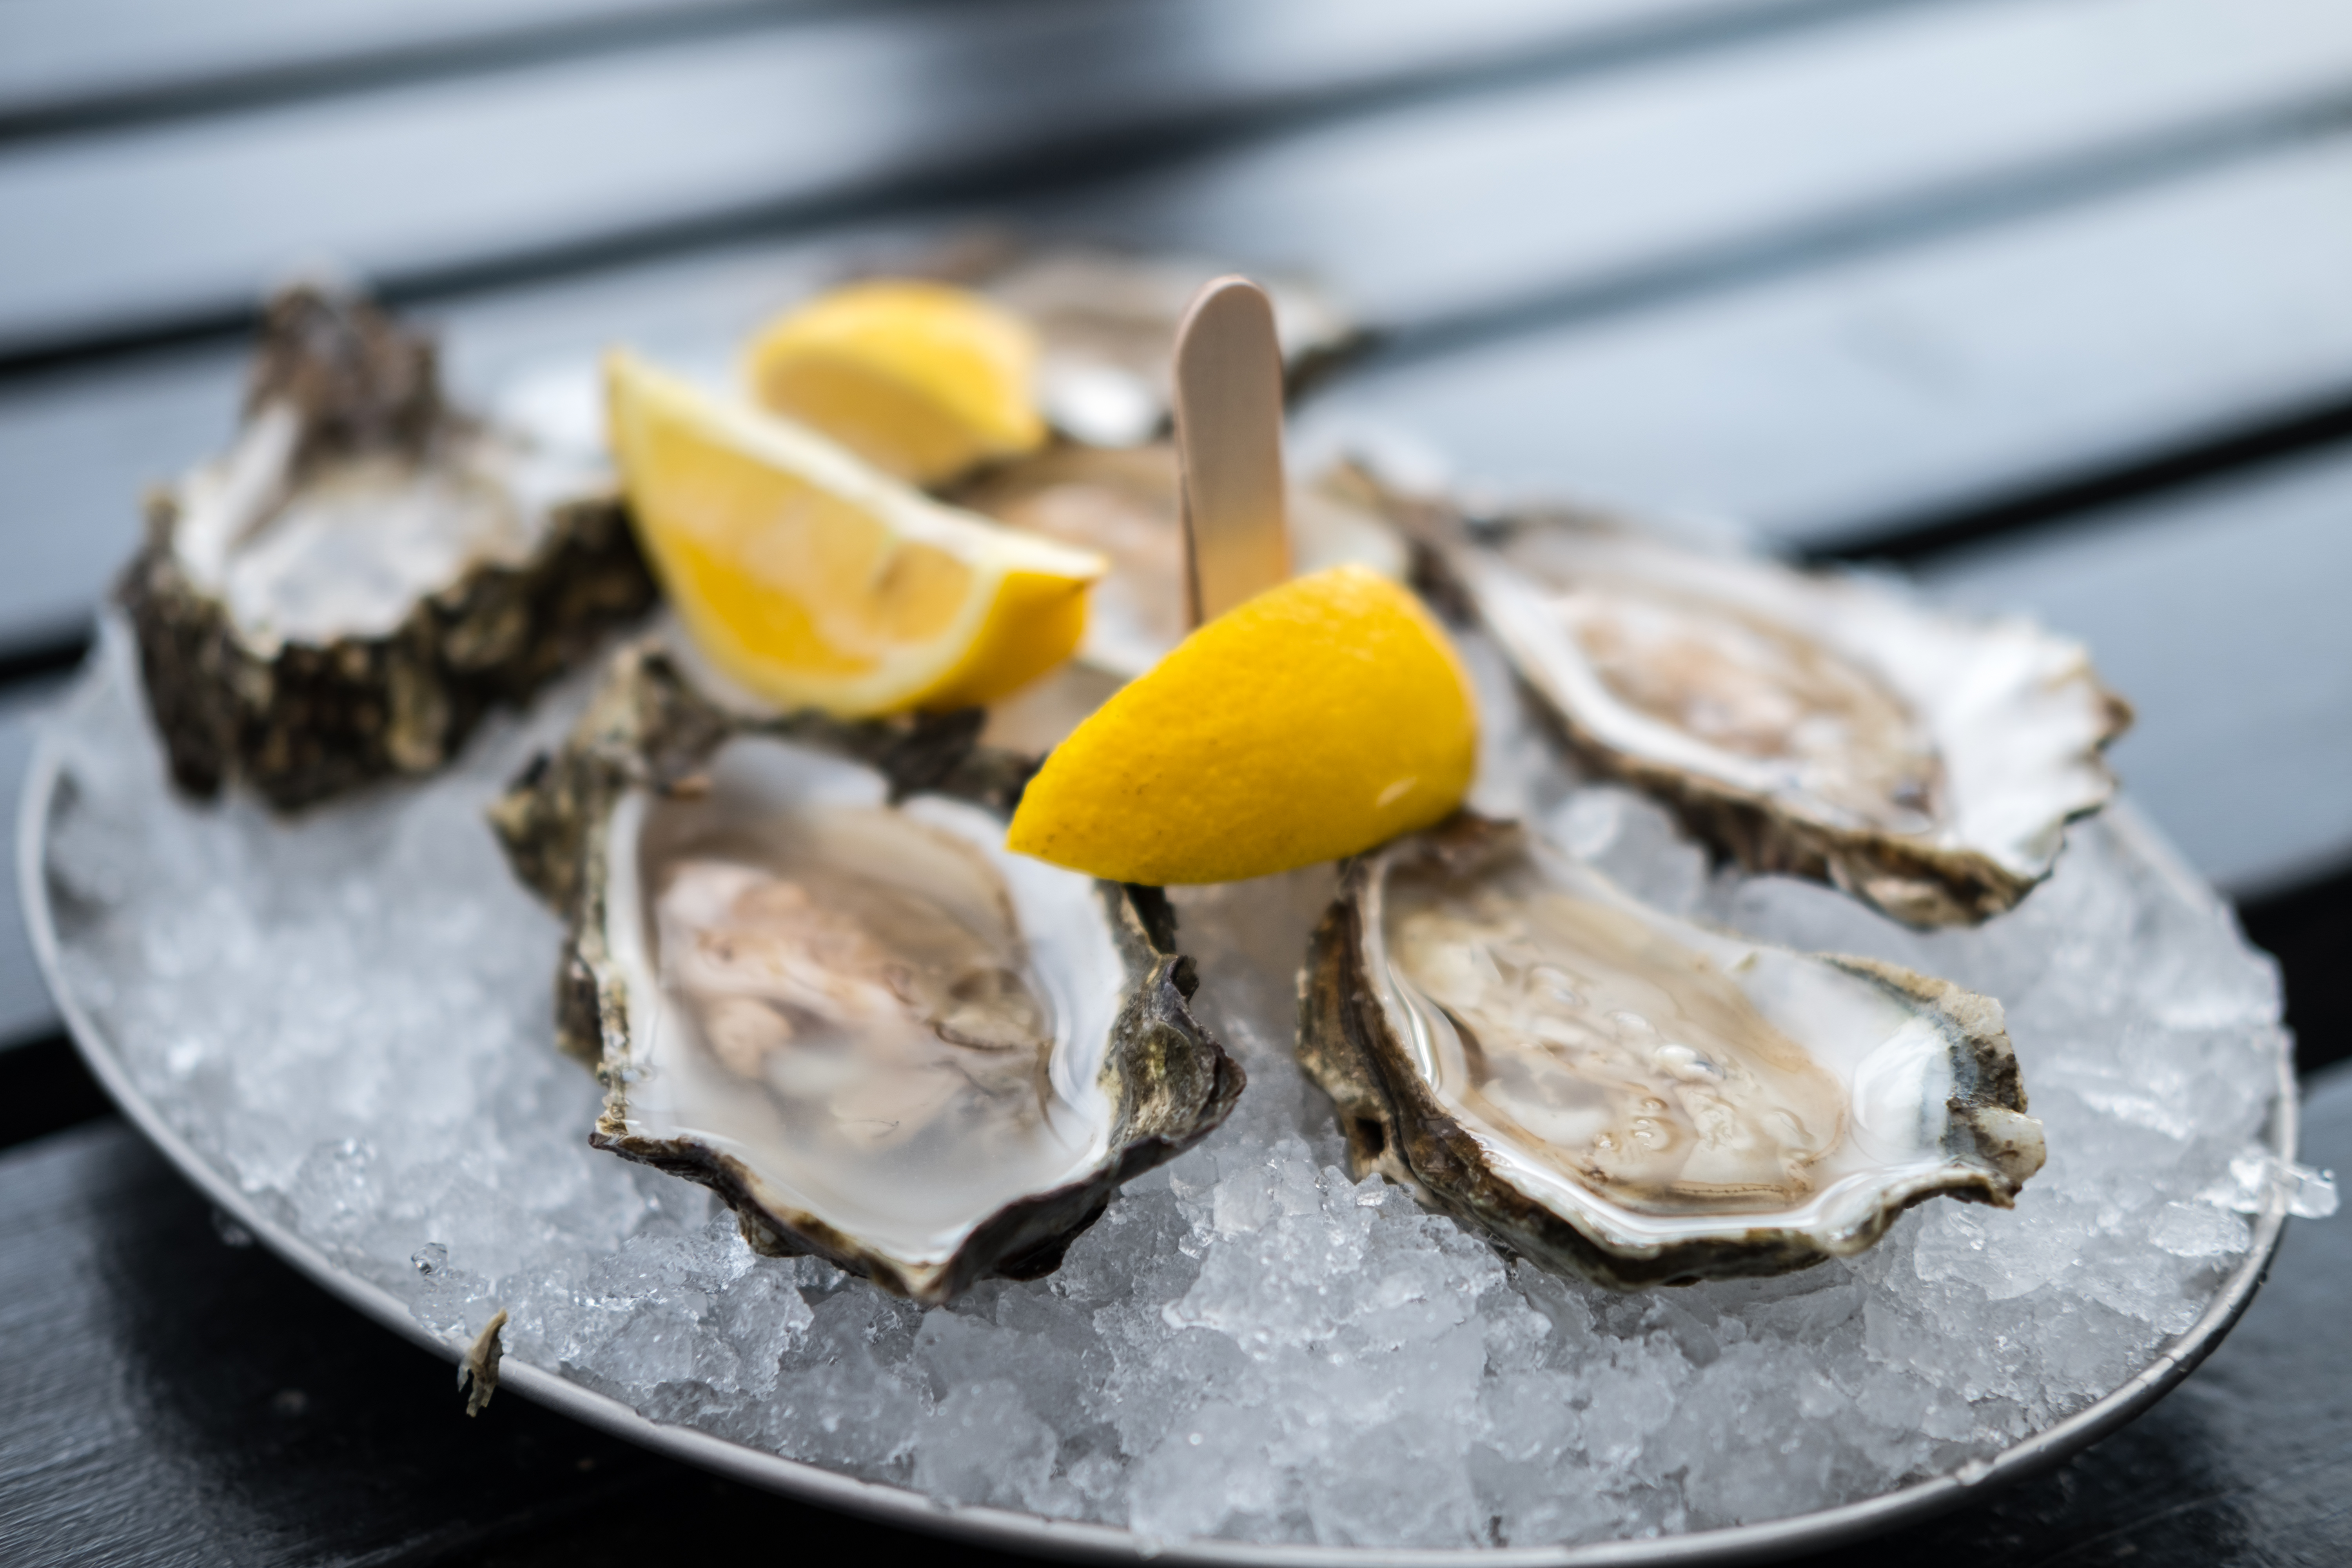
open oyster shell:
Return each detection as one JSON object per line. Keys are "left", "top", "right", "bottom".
{"left": 1447, "top": 515, "right": 2130, "bottom": 926}
{"left": 949, "top": 444, "right": 1407, "bottom": 681}
{"left": 916, "top": 237, "right": 1357, "bottom": 448}
{"left": 118, "top": 286, "right": 655, "bottom": 809}
{"left": 491, "top": 642, "right": 1242, "bottom": 1304}
{"left": 1300, "top": 815, "right": 2044, "bottom": 1290}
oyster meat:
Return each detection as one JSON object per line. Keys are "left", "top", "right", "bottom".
{"left": 492, "top": 643, "right": 1241, "bottom": 1303}
{"left": 1301, "top": 815, "right": 2044, "bottom": 1289}
{"left": 1450, "top": 516, "right": 2129, "bottom": 925}
{"left": 118, "top": 286, "right": 654, "bottom": 809}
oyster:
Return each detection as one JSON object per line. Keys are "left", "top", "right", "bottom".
{"left": 950, "top": 445, "right": 1406, "bottom": 681}
{"left": 1448, "top": 516, "right": 2129, "bottom": 926}
{"left": 1301, "top": 815, "right": 2044, "bottom": 1289}
{"left": 918, "top": 238, "right": 1356, "bottom": 447}
{"left": 492, "top": 643, "right": 1241, "bottom": 1303}
{"left": 118, "top": 286, "right": 654, "bottom": 809}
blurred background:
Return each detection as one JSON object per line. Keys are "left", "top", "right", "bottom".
{"left": 0, "top": 0, "right": 2347, "bottom": 1562}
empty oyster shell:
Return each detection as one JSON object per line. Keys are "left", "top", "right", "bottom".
{"left": 492, "top": 642, "right": 1241, "bottom": 1303}
{"left": 1301, "top": 815, "right": 2044, "bottom": 1289}
{"left": 1448, "top": 516, "right": 2129, "bottom": 926}
{"left": 118, "top": 286, "right": 654, "bottom": 809}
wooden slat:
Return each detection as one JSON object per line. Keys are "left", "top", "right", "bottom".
{"left": 1294, "top": 129, "right": 2352, "bottom": 545}
{"left": 1916, "top": 445, "right": 2352, "bottom": 899}
{"left": 0, "top": 0, "right": 1810, "bottom": 358}
{"left": 1049, "top": 0, "right": 2352, "bottom": 336}
{"left": 0, "top": 0, "right": 782, "bottom": 123}
{"left": 8, "top": 0, "right": 2350, "bottom": 364}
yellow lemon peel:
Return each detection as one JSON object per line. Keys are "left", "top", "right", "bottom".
{"left": 607, "top": 350, "right": 1102, "bottom": 717}
{"left": 742, "top": 280, "right": 1047, "bottom": 486}
{"left": 1007, "top": 566, "right": 1479, "bottom": 884}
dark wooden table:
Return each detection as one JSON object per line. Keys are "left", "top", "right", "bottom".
{"left": 2, "top": 2, "right": 2347, "bottom": 1562}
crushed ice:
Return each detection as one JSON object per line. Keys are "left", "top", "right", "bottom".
{"left": 36, "top": 620, "right": 2305, "bottom": 1549}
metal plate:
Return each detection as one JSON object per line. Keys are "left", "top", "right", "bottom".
{"left": 18, "top": 716, "right": 2298, "bottom": 1568}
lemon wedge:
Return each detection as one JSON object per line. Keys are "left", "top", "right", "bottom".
{"left": 1006, "top": 566, "right": 1478, "bottom": 884}
{"left": 607, "top": 350, "right": 1104, "bottom": 717}
{"left": 742, "top": 280, "right": 1049, "bottom": 486}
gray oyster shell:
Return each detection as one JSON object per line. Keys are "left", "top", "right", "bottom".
{"left": 118, "top": 286, "right": 655, "bottom": 810}
{"left": 1443, "top": 512, "right": 2130, "bottom": 927}
{"left": 1301, "top": 814, "right": 2044, "bottom": 1290}
{"left": 491, "top": 641, "right": 1242, "bottom": 1304}
{"left": 949, "top": 444, "right": 1406, "bottom": 681}
{"left": 906, "top": 236, "right": 1358, "bottom": 448}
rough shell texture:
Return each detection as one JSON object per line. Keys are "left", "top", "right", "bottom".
{"left": 1299, "top": 814, "right": 2044, "bottom": 1290}
{"left": 117, "top": 287, "right": 656, "bottom": 810}
{"left": 489, "top": 641, "right": 1244, "bottom": 1303}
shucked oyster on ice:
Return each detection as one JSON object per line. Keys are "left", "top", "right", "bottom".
{"left": 949, "top": 444, "right": 1406, "bottom": 682}
{"left": 1446, "top": 516, "right": 2129, "bottom": 926}
{"left": 118, "top": 286, "right": 654, "bottom": 809}
{"left": 491, "top": 643, "right": 1241, "bottom": 1304}
{"left": 1301, "top": 815, "right": 2044, "bottom": 1290}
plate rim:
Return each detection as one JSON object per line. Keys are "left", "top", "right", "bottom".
{"left": 17, "top": 677, "right": 2299, "bottom": 1568}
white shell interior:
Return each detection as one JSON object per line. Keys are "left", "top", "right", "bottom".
{"left": 1369, "top": 831, "right": 2010, "bottom": 1254}
{"left": 600, "top": 734, "right": 1124, "bottom": 1268}
{"left": 171, "top": 399, "right": 603, "bottom": 652}
{"left": 1466, "top": 530, "right": 2117, "bottom": 882}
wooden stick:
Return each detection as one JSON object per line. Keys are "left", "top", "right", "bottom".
{"left": 1172, "top": 276, "right": 1292, "bottom": 627}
